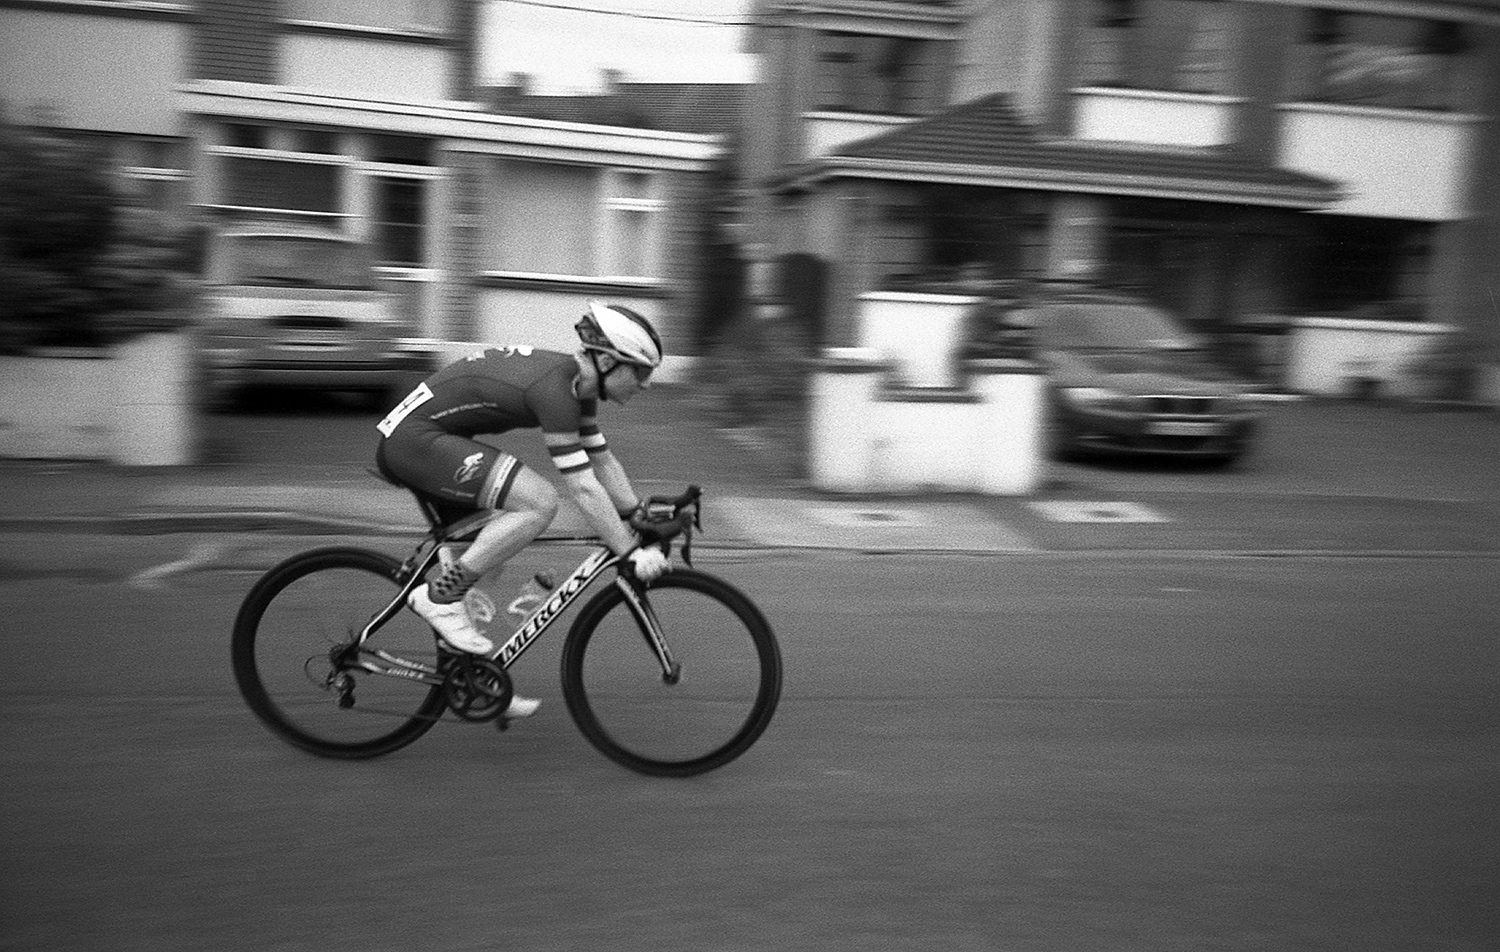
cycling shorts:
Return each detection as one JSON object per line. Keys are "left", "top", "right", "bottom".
{"left": 376, "top": 426, "right": 523, "bottom": 514}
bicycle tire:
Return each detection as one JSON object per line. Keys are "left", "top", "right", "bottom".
{"left": 560, "top": 569, "right": 782, "bottom": 777}
{"left": 232, "top": 547, "right": 445, "bottom": 759}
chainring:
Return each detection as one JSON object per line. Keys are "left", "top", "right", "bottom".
{"left": 441, "top": 655, "right": 514, "bottom": 722}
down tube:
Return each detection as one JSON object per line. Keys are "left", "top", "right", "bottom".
{"left": 491, "top": 549, "right": 617, "bottom": 668}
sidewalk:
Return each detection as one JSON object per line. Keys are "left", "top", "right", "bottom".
{"left": 1, "top": 387, "right": 1497, "bottom": 556}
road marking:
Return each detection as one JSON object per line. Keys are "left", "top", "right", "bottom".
{"left": 1028, "top": 501, "right": 1171, "bottom": 524}
{"left": 717, "top": 497, "right": 1038, "bottom": 552}
{"left": 130, "top": 541, "right": 230, "bottom": 590}
{"left": 807, "top": 507, "right": 923, "bottom": 529}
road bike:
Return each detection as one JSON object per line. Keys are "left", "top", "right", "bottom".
{"left": 231, "top": 486, "right": 782, "bottom": 777}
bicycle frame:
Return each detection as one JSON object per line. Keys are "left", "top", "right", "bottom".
{"left": 339, "top": 535, "right": 677, "bottom": 688}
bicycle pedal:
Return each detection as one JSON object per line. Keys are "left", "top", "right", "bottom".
{"left": 495, "top": 717, "right": 510, "bottom": 732}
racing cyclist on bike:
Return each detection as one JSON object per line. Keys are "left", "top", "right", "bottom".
{"left": 374, "top": 302, "right": 671, "bottom": 718}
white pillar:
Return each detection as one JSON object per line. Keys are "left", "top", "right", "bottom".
{"left": 112, "top": 331, "right": 197, "bottom": 465}
{"left": 967, "top": 359, "right": 1047, "bottom": 495}
{"left": 809, "top": 347, "right": 889, "bottom": 493}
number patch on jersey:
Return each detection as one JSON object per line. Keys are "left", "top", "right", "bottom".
{"left": 376, "top": 381, "right": 434, "bottom": 437}
{"left": 464, "top": 344, "right": 533, "bottom": 361}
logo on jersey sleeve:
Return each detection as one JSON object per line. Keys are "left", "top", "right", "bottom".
{"left": 454, "top": 451, "right": 486, "bottom": 484}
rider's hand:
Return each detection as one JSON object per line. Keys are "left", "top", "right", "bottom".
{"left": 625, "top": 546, "right": 670, "bottom": 583}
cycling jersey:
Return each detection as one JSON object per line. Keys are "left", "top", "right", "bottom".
{"left": 375, "top": 346, "right": 606, "bottom": 512}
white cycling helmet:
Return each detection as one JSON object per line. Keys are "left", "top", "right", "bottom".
{"left": 575, "top": 301, "right": 663, "bottom": 370}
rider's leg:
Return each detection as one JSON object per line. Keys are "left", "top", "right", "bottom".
{"left": 451, "top": 467, "right": 559, "bottom": 579}
{"left": 427, "top": 468, "right": 556, "bottom": 718}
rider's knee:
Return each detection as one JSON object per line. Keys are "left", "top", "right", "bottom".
{"left": 515, "top": 482, "right": 559, "bottom": 526}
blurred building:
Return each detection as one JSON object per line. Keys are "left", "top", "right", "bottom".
{"left": 740, "top": 0, "right": 1500, "bottom": 389}
{"left": 0, "top": 0, "right": 737, "bottom": 374}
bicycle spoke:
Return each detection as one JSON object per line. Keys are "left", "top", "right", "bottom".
{"left": 562, "top": 571, "right": 781, "bottom": 776}
{"left": 233, "top": 548, "right": 446, "bottom": 758}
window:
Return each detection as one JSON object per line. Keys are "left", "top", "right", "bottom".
{"left": 1081, "top": 0, "right": 1135, "bottom": 87}
{"left": 599, "top": 170, "right": 661, "bottom": 278}
{"left": 1177, "top": 3, "right": 1230, "bottom": 94}
{"left": 816, "top": 32, "right": 860, "bottom": 111}
{"left": 298, "top": 128, "right": 340, "bottom": 155}
{"left": 916, "top": 185, "right": 1036, "bottom": 282}
{"left": 1299, "top": 9, "right": 1465, "bottom": 111}
{"left": 485, "top": 160, "right": 662, "bottom": 280}
{"left": 373, "top": 178, "right": 425, "bottom": 266}
{"left": 814, "top": 31, "right": 936, "bottom": 115}
{"left": 227, "top": 124, "right": 268, "bottom": 149}
{"left": 370, "top": 134, "right": 431, "bottom": 166}
{"left": 1079, "top": 0, "right": 1232, "bottom": 95}
{"left": 218, "top": 234, "right": 375, "bottom": 290}
{"left": 1291, "top": 216, "right": 1433, "bottom": 316}
{"left": 222, "top": 157, "right": 342, "bottom": 213}
{"left": 110, "top": 136, "right": 189, "bottom": 219}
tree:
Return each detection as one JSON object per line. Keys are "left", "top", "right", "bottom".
{"left": 0, "top": 109, "right": 194, "bottom": 354}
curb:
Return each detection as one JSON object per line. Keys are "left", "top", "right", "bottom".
{"left": 0, "top": 512, "right": 424, "bottom": 536}
{"left": 0, "top": 511, "right": 758, "bottom": 547}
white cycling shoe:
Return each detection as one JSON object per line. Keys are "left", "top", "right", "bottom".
{"left": 503, "top": 695, "right": 541, "bottom": 719}
{"left": 409, "top": 583, "right": 495, "bottom": 655}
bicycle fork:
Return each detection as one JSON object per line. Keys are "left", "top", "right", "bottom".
{"left": 615, "top": 578, "right": 681, "bottom": 685}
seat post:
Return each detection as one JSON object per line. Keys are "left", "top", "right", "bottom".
{"left": 409, "top": 491, "right": 444, "bottom": 534}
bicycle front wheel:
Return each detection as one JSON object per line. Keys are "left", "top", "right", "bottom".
{"left": 561, "top": 569, "right": 782, "bottom": 777}
{"left": 232, "top": 547, "right": 445, "bottom": 759}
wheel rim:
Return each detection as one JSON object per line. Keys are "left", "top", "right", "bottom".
{"left": 238, "top": 552, "right": 444, "bottom": 754}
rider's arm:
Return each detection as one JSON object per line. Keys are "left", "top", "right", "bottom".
{"left": 545, "top": 430, "right": 638, "bottom": 556}
{"left": 587, "top": 450, "right": 641, "bottom": 518}
{"left": 577, "top": 408, "right": 640, "bottom": 516}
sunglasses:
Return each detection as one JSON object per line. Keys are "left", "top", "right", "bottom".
{"left": 603, "top": 356, "right": 653, "bottom": 385}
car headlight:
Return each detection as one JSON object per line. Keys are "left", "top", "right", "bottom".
{"left": 1061, "top": 386, "right": 1135, "bottom": 410}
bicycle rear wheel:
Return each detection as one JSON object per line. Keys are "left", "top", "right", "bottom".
{"left": 232, "top": 547, "right": 445, "bottom": 759}
{"left": 561, "top": 569, "right": 782, "bottom": 777}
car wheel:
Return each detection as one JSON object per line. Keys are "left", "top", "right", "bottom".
{"left": 1208, "top": 446, "right": 1249, "bottom": 470}
{"left": 1044, "top": 412, "right": 1079, "bottom": 462}
{"left": 203, "top": 383, "right": 241, "bottom": 415}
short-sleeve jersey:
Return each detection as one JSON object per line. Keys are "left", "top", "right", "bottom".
{"left": 377, "top": 345, "right": 601, "bottom": 473}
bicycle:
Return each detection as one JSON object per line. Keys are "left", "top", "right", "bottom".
{"left": 231, "top": 485, "right": 782, "bottom": 777}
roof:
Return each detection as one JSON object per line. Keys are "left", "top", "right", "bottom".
{"left": 782, "top": 93, "right": 1342, "bottom": 209}
{"left": 482, "top": 82, "right": 745, "bottom": 138}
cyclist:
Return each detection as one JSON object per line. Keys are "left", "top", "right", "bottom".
{"left": 374, "top": 301, "right": 671, "bottom": 718}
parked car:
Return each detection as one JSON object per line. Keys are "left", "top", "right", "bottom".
{"left": 198, "top": 220, "right": 426, "bottom": 410}
{"left": 1017, "top": 290, "right": 1263, "bottom": 464}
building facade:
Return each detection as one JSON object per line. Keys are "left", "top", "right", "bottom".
{"left": 0, "top": 0, "right": 730, "bottom": 377}
{"left": 741, "top": 0, "right": 1500, "bottom": 388}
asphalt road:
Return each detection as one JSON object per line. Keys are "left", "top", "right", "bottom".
{"left": 3, "top": 395, "right": 1497, "bottom": 951}
{"left": 1, "top": 536, "right": 1496, "bottom": 952}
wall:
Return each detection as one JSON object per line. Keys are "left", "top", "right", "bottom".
{"left": 1279, "top": 103, "right": 1481, "bottom": 221}
{"left": 0, "top": 334, "right": 197, "bottom": 465}
{"left": 809, "top": 349, "right": 1045, "bottom": 496}
{"left": 0, "top": 8, "right": 187, "bottom": 134}
{"left": 1072, "top": 88, "right": 1239, "bottom": 148}
{"left": 281, "top": 34, "right": 450, "bottom": 103}
{"left": 808, "top": 293, "right": 1047, "bottom": 496}
{"left": 472, "top": 287, "right": 690, "bottom": 383}
{"left": 857, "top": 292, "right": 978, "bottom": 387}
{"left": 1287, "top": 317, "right": 1457, "bottom": 400}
